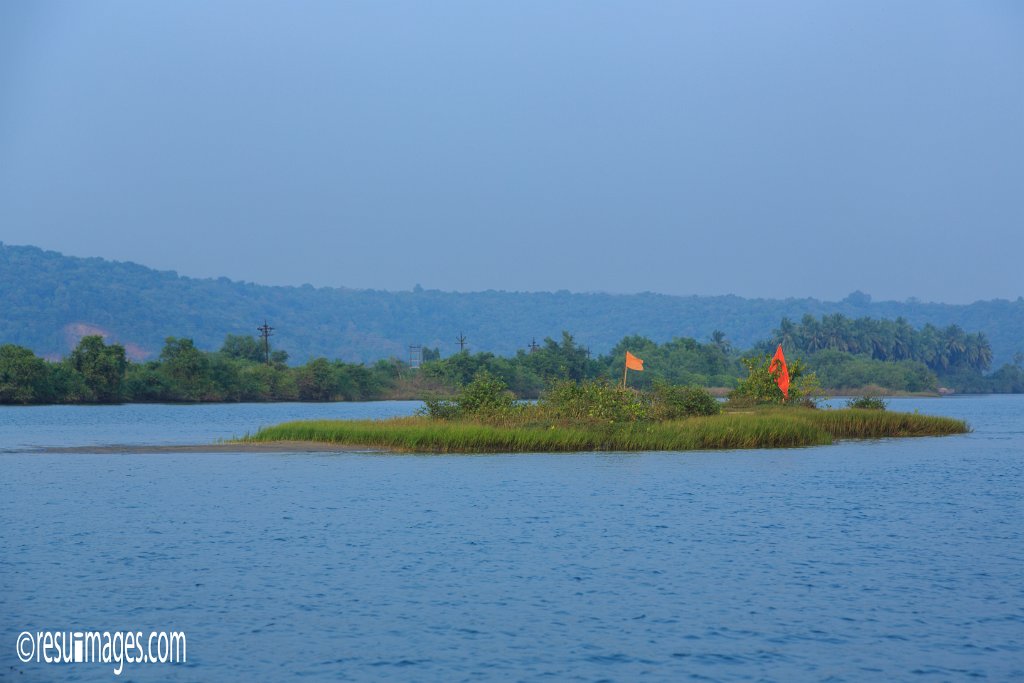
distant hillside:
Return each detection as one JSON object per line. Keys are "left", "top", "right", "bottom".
{"left": 2, "top": 243, "right": 1022, "bottom": 365}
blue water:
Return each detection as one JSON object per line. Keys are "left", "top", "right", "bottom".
{"left": 0, "top": 400, "right": 423, "bottom": 450}
{"left": 1, "top": 397, "right": 1021, "bottom": 681}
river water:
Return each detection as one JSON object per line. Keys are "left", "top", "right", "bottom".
{"left": 1, "top": 397, "right": 1021, "bottom": 681}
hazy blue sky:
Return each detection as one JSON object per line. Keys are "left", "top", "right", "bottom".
{"left": 1, "top": 1, "right": 1021, "bottom": 303}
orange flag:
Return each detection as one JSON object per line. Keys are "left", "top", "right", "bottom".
{"left": 769, "top": 344, "right": 790, "bottom": 398}
{"left": 625, "top": 351, "right": 644, "bottom": 371}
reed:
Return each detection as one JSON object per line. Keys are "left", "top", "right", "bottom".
{"left": 796, "top": 408, "right": 968, "bottom": 438}
{"left": 240, "top": 408, "right": 967, "bottom": 453}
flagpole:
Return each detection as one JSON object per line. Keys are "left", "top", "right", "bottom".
{"left": 622, "top": 362, "right": 628, "bottom": 388}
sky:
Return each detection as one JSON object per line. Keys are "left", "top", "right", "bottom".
{"left": 1, "top": 1, "right": 1022, "bottom": 303}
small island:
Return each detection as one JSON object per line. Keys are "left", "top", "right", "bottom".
{"left": 239, "top": 370, "right": 968, "bottom": 454}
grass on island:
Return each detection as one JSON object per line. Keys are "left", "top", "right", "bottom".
{"left": 239, "top": 408, "right": 969, "bottom": 454}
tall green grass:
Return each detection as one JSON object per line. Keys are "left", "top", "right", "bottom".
{"left": 797, "top": 408, "right": 967, "bottom": 438}
{"left": 240, "top": 408, "right": 967, "bottom": 453}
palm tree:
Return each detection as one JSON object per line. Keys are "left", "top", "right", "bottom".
{"left": 776, "top": 318, "right": 797, "bottom": 351}
{"left": 893, "top": 317, "right": 913, "bottom": 360}
{"left": 803, "top": 314, "right": 826, "bottom": 353}
{"left": 710, "top": 330, "right": 731, "bottom": 354}
{"left": 965, "top": 332, "right": 992, "bottom": 372}
{"left": 915, "top": 324, "right": 943, "bottom": 370}
{"left": 822, "top": 314, "right": 849, "bottom": 352}
{"left": 871, "top": 323, "right": 895, "bottom": 361}
{"left": 942, "top": 325, "right": 968, "bottom": 369}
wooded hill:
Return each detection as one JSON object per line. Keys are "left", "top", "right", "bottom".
{"left": 2, "top": 243, "right": 1022, "bottom": 365}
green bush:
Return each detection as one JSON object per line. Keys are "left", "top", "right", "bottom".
{"left": 0, "top": 344, "right": 53, "bottom": 404}
{"left": 424, "top": 378, "right": 721, "bottom": 425}
{"left": 846, "top": 396, "right": 888, "bottom": 410}
{"left": 728, "top": 354, "right": 821, "bottom": 408}
{"left": 421, "top": 370, "right": 517, "bottom": 420}
{"left": 650, "top": 382, "right": 721, "bottom": 418}
{"left": 538, "top": 379, "right": 649, "bottom": 423}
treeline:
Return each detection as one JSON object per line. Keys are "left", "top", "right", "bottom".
{"left": 419, "top": 317, "right": 1024, "bottom": 395}
{"left": 0, "top": 335, "right": 404, "bottom": 404}
{"left": 0, "top": 331, "right": 738, "bottom": 405}
{"left": 2, "top": 317, "right": 1023, "bottom": 405}
{"left": 764, "top": 314, "right": 992, "bottom": 372}
{"left": 753, "top": 314, "right": 1024, "bottom": 393}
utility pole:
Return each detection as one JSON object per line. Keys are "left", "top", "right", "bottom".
{"left": 528, "top": 338, "right": 539, "bottom": 354}
{"left": 456, "top": 332, "right": 467, "bottom": 353}
{"left": 257, "top": 320, "right": 273, "bottom": 365}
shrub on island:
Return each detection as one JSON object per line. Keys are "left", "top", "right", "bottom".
{"left": 421, "top": 371, "right": 720, "bottom": 425}
{"left": 727, "top": 353, "right": 821, "bottom": 408}
{"left": 846, "top": 396, "right": 888, "bottom": 410}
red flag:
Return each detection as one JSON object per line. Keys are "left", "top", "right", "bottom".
{"left": 769, "top": 344, "right": 790, "bottom": 398}
{"left": 625, "top": 351, "right": 644, "bottom": 371}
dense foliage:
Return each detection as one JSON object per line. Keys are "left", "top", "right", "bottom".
{"left": 805, "top": 350, "right": 937, "bottom": 393}
{"left": 754, "top": 314, "right": 1024, "bottom": 393}
{"left": 0, "top": 335, "right": 403, "bottom": 404}
{"left": 1, "top": 320, "right": 1022, "bottom": 405}
{"left": 763, "top": 314, "right": 993, "bottom": 373}
{"left": 421, "top": 371, "right": 720, "bottom": 426}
